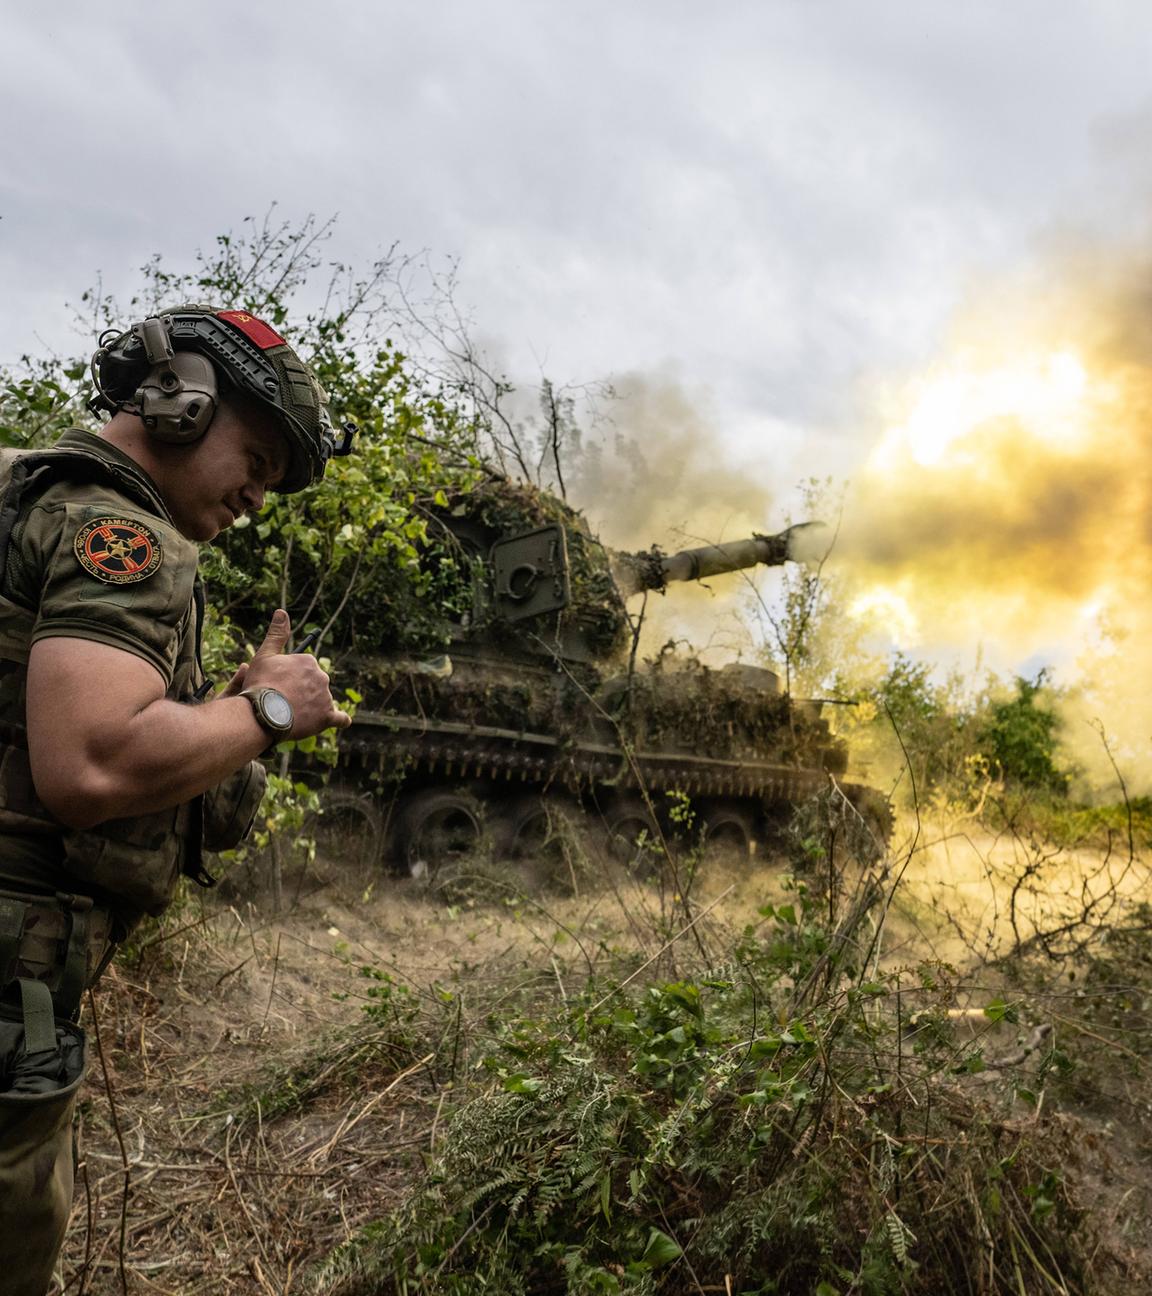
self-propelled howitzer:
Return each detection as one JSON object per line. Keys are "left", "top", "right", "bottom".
{"left": 321, "top": 481, "right": 886, "bottom": 883}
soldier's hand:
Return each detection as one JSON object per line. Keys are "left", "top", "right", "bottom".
{"left": 221, "top": 662, "right": 249, "bottom": 697}
{"left": 252, "top": 607, "right": 293, "bottom": 659}
{"left": 242, "top": 610, "right": 351, "bottom": 737}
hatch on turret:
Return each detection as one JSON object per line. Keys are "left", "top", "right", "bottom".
{"left": 491, "top": 526, "right": 571, "bottom": 622}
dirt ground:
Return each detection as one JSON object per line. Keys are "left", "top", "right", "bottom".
{"left": 59, "top": 847, "right": 772, "bottom": 1295}
{"left": 52, "top": 820, "right": 1152, "bottom": 1294}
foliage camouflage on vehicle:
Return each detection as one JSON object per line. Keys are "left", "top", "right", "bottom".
{"left": 324, "top": 476, "right": 889, "bottom": 882}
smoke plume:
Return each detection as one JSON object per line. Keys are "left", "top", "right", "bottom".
{"left": 562, "top": 244, "right": 1152, "bottom": 794}
{"left": 837, "top": 242, "right": 1152, "bottom": 791}
{"left": 569, "top": 371, "right": 787, "bottom": 662}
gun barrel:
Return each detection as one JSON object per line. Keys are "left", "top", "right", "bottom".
{"left": 614, "top": 523, "right": 826, "bottom": 597}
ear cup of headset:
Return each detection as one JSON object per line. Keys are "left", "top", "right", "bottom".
{"left": 134, "top": 352, "right": 218, "bottom": 445}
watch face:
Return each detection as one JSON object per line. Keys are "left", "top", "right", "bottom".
{"left": 262, "top": 689, "right": 294, "bottom": 731}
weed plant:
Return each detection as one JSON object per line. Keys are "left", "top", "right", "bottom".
{"left": 312, "top": 822, "right": 1096, "bottom": 1296}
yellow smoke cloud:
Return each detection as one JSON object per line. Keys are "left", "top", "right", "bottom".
{"left": 840, "top": 252, "right": 1152, "bottom": 791}
{"left": 562, "top": 253, "right": 1152, "bottom": 792}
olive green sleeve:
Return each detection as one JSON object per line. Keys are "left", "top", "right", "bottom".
{"left": 23, "top": 500, "right": 198, "bottom": 688}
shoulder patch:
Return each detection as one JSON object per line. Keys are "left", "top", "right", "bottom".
{"left": 73, "top": 517, "right": 163, "bottom": 585}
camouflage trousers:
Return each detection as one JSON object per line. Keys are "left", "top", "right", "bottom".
{"left": 0, "top": 979, "right": 87, "bottom": 1296}
{"left": 0, "top": 891, "right": 113, "bottom": 1295}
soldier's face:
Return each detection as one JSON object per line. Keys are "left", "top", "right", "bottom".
{"left": 164, "top": 400, "right": 289, "bottom": 541}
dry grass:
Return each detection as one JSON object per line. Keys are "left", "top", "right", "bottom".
{"left": 49, "top": 814, "right": 1152, "bottom": 1295}
{"left": 60, "top": 896, "right": 437, "bottom": 1295}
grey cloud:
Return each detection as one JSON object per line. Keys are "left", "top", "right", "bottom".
{"left": 3, "top": 0, "right": 1152, "bottom": 447}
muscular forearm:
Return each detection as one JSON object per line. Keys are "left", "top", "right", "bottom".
{"left": 50, "top": 694, "right": 271, "bottom": 828}
{"left": 28, "top": 617, "right": 348, "bottom": 830}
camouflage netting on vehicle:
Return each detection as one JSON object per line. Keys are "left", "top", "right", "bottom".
{"left": 357, "top": 651, "right": 843, "bottom": 770}
{"left": 601, "top": 658, "right": 840, "bottom": 765}
{"left": 291, "top": 475, "right": 633, "bottom": 661}
{"left": 467, "top": 478, "right": 631, "bottom": 661}
{"left": 356, "top": 665, "right": 592, "bottom": 742}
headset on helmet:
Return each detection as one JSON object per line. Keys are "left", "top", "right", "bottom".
{"left": 89, "top": 305, "right": 355, "bottom": 493}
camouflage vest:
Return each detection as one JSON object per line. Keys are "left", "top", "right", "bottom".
{"left": 0, "top": 441, "right": 204, "bottom": 924}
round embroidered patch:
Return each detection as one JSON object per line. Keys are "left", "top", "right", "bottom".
{"left": 73, "top": 517, "right": 163, "bottom": 584}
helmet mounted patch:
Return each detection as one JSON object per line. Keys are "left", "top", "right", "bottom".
{"left": 74, "top": 517, "right": 163, "bottom": 584}
{"left": 216, "top": 310, "right": 288, "bottom": 351}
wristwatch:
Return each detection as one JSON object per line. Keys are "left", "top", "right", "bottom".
{"left": 240, "top": 687, "right": 294, "bottom": 738}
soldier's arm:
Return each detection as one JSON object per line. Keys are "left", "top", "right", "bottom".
{"left": 26, "top": 611, "right": 348, "bottom": 830}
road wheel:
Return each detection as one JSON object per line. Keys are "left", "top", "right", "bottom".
{"left": 845, "top": 786, "right": 894, "bottom": 864}
{"left": 602, "top": 798, "right": 662, "bottom": 878}
{"left": 310, "top": 786, "right": 386, "bottom": 876}
{"left": 701, "top": 807, "right": 755, "bottom": 865}
{"left": 396, "top": 790, "right": 485, "bottom": 886}
{"left": 502, "top": 795, "right": 585, "bottom": 892}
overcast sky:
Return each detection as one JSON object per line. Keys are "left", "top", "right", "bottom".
{"left": 4, "top": 1, "right": 1152, "bottom": 488}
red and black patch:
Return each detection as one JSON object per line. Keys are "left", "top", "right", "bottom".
{"left": 217, "top": 309, "right": 287, "bottom": 351}
{"left": 73, "top": 517, "right": 163, "bottom": 585}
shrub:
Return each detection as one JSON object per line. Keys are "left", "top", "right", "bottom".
{"left": 312, "top": 877, "right": 1094, "bottom": 1296}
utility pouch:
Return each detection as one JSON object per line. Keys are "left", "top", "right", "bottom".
{"left": 0, "top": 978, "right": 87, "bottom": 1296}
{"left": 203, "top": 759, "right": 267, "bottom": 852}
{"left": 62, "top": 806, "right": 184, "bottom": 918}
{"left": 0, "top": 888, "right": 113, "bottom": 1015}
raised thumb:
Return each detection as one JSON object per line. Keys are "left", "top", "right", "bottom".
{"left": 253, "top": 608, "right": 292, "bottom": 659}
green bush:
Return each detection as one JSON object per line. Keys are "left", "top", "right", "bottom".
{"left": 312, "top": 880, "right": 1093, "bottom": 1296}
{"left": 977, "top": 672, "right": 1069, "bottom": 795}
{"left": 854, "top": 656, "right": 1073, "bottom": 808}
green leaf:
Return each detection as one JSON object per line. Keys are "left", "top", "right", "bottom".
{"left": 640, "top": 1228, "right": 681, "bottom": 1268}
{"left": 954, "top": 1052, "right": 986, "bottom": 1074}
{"left": 781, "top": 1021, "right": 815, "bottom": 1044}
{"left": 983, "top": 997, "right": 1019, "bottom": 1024}
{"left": 501, "top": 1073, "right": 542, "bottom": 1096}
{"left": 748, "top": 1036, "right": 782, "bottom": 1059}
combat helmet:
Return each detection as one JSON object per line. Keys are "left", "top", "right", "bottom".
{"left": 90, "top": 304, "right": 354, "bottom": 492}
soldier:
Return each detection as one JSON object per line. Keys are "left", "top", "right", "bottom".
{"left": 0, "top": 306, "right": 353, "bottom": 1295}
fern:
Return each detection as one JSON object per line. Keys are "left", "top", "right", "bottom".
{"left": 307, "top": 858, "right": 1096, "bottom": 1296}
